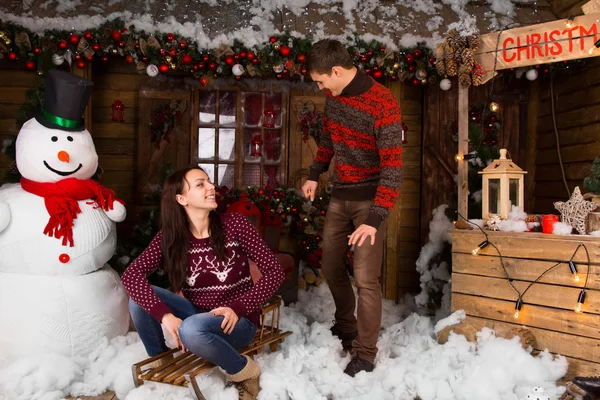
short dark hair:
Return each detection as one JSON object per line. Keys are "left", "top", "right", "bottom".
{"left": 306, "top": 39, "right": 354, "bottom": 75}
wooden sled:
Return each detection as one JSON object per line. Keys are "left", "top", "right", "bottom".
{"left": 564, "top": 383, "right": 597, "bottom": 400}
{"left": 132, "top": 296, "right": 292, "bottom": 400}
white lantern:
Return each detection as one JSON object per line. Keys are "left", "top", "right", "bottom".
{"left": 478, "top": 149, "right": 527, "bottom": 219}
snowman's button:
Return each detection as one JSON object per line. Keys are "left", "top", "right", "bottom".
{"left": 59, "top": 253, "right": 70, "bottom": 263}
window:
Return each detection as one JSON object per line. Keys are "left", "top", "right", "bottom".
{"left": 192, "top": 89, "right": 288, "bottom": 189}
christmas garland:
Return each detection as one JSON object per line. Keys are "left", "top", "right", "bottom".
{"left": 0, "top": 19, "right": 440, "bottom": 86}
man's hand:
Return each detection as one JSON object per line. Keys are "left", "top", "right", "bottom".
{"left": 212, "top": 307, "right": 239, "bottom": 334}
{"left": 348, "top": 224, "right": 377, "bottom": 247}
{"left": 161, "top": 313, "right": 185, "bottom": 351}
{"left": 301, "top": 180, "right": 318, "bottom": 201}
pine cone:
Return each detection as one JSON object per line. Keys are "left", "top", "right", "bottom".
{"left": 461, "top": 48, "right": 475, "bottom": 69}
{"left": 468, "top": 35, "right": 481, "bottom": 50}
{"left": 472, "top": 72, "right": 483, "bottom": 86}
{"left": 446, "top": 59, "right": 458, "bottom": 76}
{"left": 435, "top": 59, "right": 446, "bottom": 76}
{"left": 459, "top": 73, "right": 471, "bottom": 88}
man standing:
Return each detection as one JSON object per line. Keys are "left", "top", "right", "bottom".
{"left": 302, "top": 39, "right": 403, "bottom": 377}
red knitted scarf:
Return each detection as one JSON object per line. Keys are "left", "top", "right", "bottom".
{"left": 21, "top": 177, "right": 121, "bottom": 247}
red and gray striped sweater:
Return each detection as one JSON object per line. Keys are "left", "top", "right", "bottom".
{"left": 308, "top": 72, "right": 403, "bottom": 229}
{"left": 121, "top": 212, "right": 285, "bottom": 326}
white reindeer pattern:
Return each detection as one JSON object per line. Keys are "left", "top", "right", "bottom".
{"left": 186, "top": 256, "right": 203, "bottom": 286}
{"left": 205, "top": 250, "right": 236, "bottom": 282}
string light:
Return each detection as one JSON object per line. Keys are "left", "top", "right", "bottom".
{"left": 568, "top": 260, "right": 580, "bottom": 282}
{"left": 489, "top": 101, "right": 499, "bottom": 112}
{"left": 455, "top": 153, "right": 475, "bottom": 162}
{"left": 565, "top": 15, "right": 575, "bottom": 28}
{"left": 587, "top": 39, "right": 600, "bottom": 55}
{"left": 471, "top": 240, "right": 489, "bottom": 255}
{"left": 514, "top": 298, "right": 523, "bottom": 319}
{"left": 575, "top": 290, "right": 586, "bottom": 313}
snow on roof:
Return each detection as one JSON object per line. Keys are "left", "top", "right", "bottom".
{"left": 0, "top": 0, "right": 557, "bottom": 50}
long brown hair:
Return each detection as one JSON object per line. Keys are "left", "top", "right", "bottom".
{"left": 160, "top": 167, "right": 226, "bottom": 292}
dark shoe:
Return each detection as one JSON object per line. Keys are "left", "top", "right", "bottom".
{"left": 574, "top": 376, "right": 600, "bottom": 396}
{"left": 330, "top": 323, "right": 357, "bottom": 350}
{"left": 343, "top": 356, "right": 374, "bottom": 377}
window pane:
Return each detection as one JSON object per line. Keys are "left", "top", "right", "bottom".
{"left": 263, "top": 129, "right": 281, "bottom": 162}
{"left": 218, "top": 164, "right": 235, "bottom": 189}
{"left": 244, "top": 128, "right": 262, "bottom": 162}
{"left": 263, "top": 165, "right": 280, "bottom": 190}
{"left": 198, "top": 128, "right": 216, "bottom": 159}
{"left": 509, "top": 178, "right": 520, "bottom": 207}
{"left": 264, "top": 92, "right": 283, "bottom": 128}
{"left": 219, "top": 91, "right": 236, "bottom": 126}
{"left": 242, "top": 164, "right": 261, "bottom": 187}
{"left": 219, "top": 128, "right": 236, "bottom": 161}
{"left": 198, "top": 163, "right": 215, "bottom": 182}
{"left": 488, "top": 178, "right": 500, "bottom": 214}
{"left": 243, "top": 92, "right": 262, "bottom": 126}
{"left": 199, "top": 91, "right": 216, "bottom": 123}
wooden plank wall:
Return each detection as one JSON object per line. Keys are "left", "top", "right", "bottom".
{"left": 0, "top": 69, "right": 35, "bottom": 180}
{"left": 452, "top": 229, "right": 600, "bottom": 379}
{"left": 532, "top": 58, "right": 600, "bottom": 213}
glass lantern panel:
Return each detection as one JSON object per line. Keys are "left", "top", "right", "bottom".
{"left": 263, "top": 129, "right": 281, "bottom": 162}
{"left": 243, "top": 92, "right": 262, "bottom": 126}
{"left": 219, "top": 128, "right": 236, "bottom": 160}
{"left": 244, "top": 128, "right": 262, "bottom": 161}
{"left": 218, "top": 164, "right": 234, "bottom": 188}
{"left": 197, "top": 163, "right": 215, "bottom": 182}
{"left": 242, "top": 164, "right": 261, "bottom": 187}
{"left": 264, "top": 92, "right": 283, "bottom": 128}
{"left": 263, "top": 165, "right": 280, "bottom": 190}
{"left": 219, "top": 91, "right": 236, "bottom": 126}
{"left": 488, "top": 178, "right": 501, "bottom": 215}
{"left": 509, "top": 178, "right": 520, "bottom": 207}
{"left": 198, "top": 128, "right": 216, "bottom": 159}
{"left": 198, "top": 91, "right": 216, "bottom": 123}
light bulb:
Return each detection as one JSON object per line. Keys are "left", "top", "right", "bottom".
{"left": 455, "top": 154, "right": 464, "bottom": 162}
{"left": 574, "top": 274, "right": 580, "bottom": 282}
{"left": 566, "top": 15, "right": 574, "bottom": 28}
{"left": 489, "top": 102, "right": 499, "bottom": 112}
{"left": 569, "top": 261, "right": 579, "bottom": 282}
{"left": 471, "top": 240, "right": 489, "bottom": 256}
{"left": 472, "top": 247, "right": 480, "bottom": 256}
{"left": 513, "top": 310, "right": 520, "bottom": 319}
{"left": 514, "top": 298, "right": 523, "bottom": 319}
{"left": 575, "top": 290, "right": 586, "bottom": 313}
{"left": 575, "top": 303, "right": 583, "bottom": 313}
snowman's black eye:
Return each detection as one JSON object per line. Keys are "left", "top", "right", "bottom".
{"left": 67, "top": 136, "right": 73, "bottom": 142}
{"left": 51, "top": 136, "right": 58, "bottom": 142}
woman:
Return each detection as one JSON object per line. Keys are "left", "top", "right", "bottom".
{"left": 122, "top": 167, "right": 285, "bottom": 400}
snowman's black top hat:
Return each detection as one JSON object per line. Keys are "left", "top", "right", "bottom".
{"left": 34, "top": 69, "right": 94, "bottom": 132}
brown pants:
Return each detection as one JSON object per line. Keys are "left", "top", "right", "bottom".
{"left": 321, "top": 197, "right": 386, "bottom": 364}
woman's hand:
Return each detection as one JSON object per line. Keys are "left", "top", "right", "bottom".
{"left": 211, "top": 307, "right": 239, "bottom": 334}
{"left": 161, "top": 313, "right": 185, "bottom": 351}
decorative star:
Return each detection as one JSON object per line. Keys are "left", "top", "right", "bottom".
{"left": 554, "top": 186, "right": 597, "bottom": 234}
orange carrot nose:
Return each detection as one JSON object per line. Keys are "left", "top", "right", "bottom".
{"left": 57, "top": 150, "right": 70, "bottom": 163}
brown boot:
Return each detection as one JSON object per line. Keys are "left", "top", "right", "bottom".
{"left": 225, "top": 355, "right": 261, "bottom": 400}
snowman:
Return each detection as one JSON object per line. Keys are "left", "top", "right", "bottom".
{"left": 0, "top": 69, "right": 129, "bottom": 367}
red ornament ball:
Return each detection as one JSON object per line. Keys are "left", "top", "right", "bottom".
{"left": 166, "top": 33, "right": 175, "bottom": 42}
{"left": 225, "top": 55, "right": 235, "bottom": 66}
{"left": 373, "top": 70, "right": 383, "bottom": 79}
{"left": 246, "top": 51, "right": 255, "bottom": 60}
{"left": 379, "top": 46, "right": 386, "bottom": 52}
{"left": 202, "top": 54, "right": 210, "bottom": 62}
{"left": 33, "top": 47, "right": 41, "bottom": 54}
{"left": 8, "top": 52, "right": 17, "bottom": 60}
{"left": 413, "top": 49, "right": 422, "bottom": 58}
{"left": 118, "top": 41, "right": 125, "bottom": 48}
{"left": 320, "top": 210, "right": 326, "bottom": 216}
{"left": 59, "top": 40, "right": 68, "bottom": 49}
{"left": 158, "top": 63, "right": 170, "bottom": 73}
{"left": 235, "top": 75, "right": 241, "bottom": 81}
{"left": 87, "top": 55, "right": 93, "bottom": 61}
{"left": 76, "top": 60, "right": 86, "bottom": 69}
{"left": 360, "top": 55, "right": 368, "bottom": 63}
{"left": 365, "top": 68, "right": 372, "bottom": 75}
{"left": 209, "top": 62, "right": 217, "bottom": 70}
{"left": 25, "top": 61, "right": 36, "bottom": 70}
{"left": 429, "top": 56, "right": 436, "bottom": 64}
{"left": 170, "top": 48, "right": 177, "bottom": 56}
{"left": 259, "top": 189, "right": 265, "bottom": 195}
{"left": 92, "top": 43, "right": 101, "bottom": 51}
{"left": 411, "top": 77, "right": 420, "bottom": 86}
{"left": 405, "top": 54, "right": 414, "bottom": 63}
{"left": 240, "top": 51, "right": 247, "bottom": 58}
{"left": 198, "top": 62, "right": 206, "bottom": 69}
{"left": 269, "top": 36, "right": 278, "bottom": 43}
{"left": 252, "top": 58, "right": 259, "bottom": 65}
{"left": 408, "top": 64, "right": 416, "bottom": 72}
{"left": 391, "top": 74, "right": 398, "bottom": 81}
{"left": 276, "top": 73, "right": 283, "bottom": 80}
{"left": 543, "top": 67, "right": 550, "bottom": 74}
{"left": 199, "top": 76, "right": 208, "bottom": 86}
{"left": 160, "top": 48, "right": 166, "bottom": 56}
{"left": 297, "top": 53, "right": 306, "bottom": 63}
{"left": 121, "top": 28, "right": 128, "bottom": 34}
{"left": 84, "top": 31, "right": 92, "bottom": 40}
{"left": 68, "top": 34, "right": 80, "bottom": 45}
{"left": 300, "top": 66, "right": 307, "bottom": 75}
{"left": 126, "top": 55, "right": 134, "bottom": 63}
{"left": 367, "top": 49, "right": 374, "bottom": 57}
{"left": 179, "top": 40, "right": 187, "bottom": 49}
{"left": 102, "top": 56, "right": 109, "bottom": 62}
{"left": 111, "top": 30, "right": 122, "bottom": 41}
{"left": 182, "top": 54, "right": 193, "bottom": 65}
{"left": 292, "top": 207, "right": 298, "bottom": 213}
{"left": 279, "top": 45, "right": 291, "bottom": 57}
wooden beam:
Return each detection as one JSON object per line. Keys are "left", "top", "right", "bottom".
{"left": 582, "top": 0, "right": 600, "bottom": 14}
{"left": 457, "top": 86, "right": 469, "bottom": 220}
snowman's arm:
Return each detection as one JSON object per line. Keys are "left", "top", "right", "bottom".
{"left": 0, "top": 201, "right": 10, "bottom": 233}
{"left": 105, "top": 200, "right": 127, "bottom": 223}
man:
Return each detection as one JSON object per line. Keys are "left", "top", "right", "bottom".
{"left": 302, "top": 39, "right": 403, "bottom": 377}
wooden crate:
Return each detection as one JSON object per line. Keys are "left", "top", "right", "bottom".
{"left": 451, "top": 229, "right": 600, "bottom": 379}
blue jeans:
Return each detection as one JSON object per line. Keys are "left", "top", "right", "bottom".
{"left": 129, "top": 285, "right": 257, "bottom": 374}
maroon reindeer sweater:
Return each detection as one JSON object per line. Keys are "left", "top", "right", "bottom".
{"left": 309, "top": 72, "right": 403, "bottom": 229}
{"left": 121, "top": 213, "right": 285, "bottom": 326}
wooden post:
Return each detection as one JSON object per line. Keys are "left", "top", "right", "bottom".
{"left": 457, "top": 86, "right": 469, "bottom": 220}
{"left": 525, "top": 80, "right": 540, "bottom": 213}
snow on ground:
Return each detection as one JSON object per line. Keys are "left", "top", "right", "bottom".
{"left": 0, "top": 284, "right": 567, "bottom": 400}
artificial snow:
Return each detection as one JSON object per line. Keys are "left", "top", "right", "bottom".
{"left": 0, "top": 283, "right": 569, "bottom": 400}
{"left": 553, "top": 222, "right": 574, "bottom": 236}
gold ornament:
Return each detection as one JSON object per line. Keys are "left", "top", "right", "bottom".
{"left": 165, "top": 55, "right": 172, "bottom": 63}
{"left": 170, "top": 63, "right": 177, "bottom": 70}
{"left": 111, "top": 48, "right": 118, "bottom": 55}
{"left": 273, "top": 42, "right": 281, "bottom": 51}
{"left": 393, "top": 62, "right": 400, "bottom": 70}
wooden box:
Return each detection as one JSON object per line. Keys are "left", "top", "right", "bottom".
{"left": 451, "top": 229, "right": 600, "bottom": 379}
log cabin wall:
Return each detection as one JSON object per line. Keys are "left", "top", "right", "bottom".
{"left": 531, "top": 58, "right": 600, "bottom": 213}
